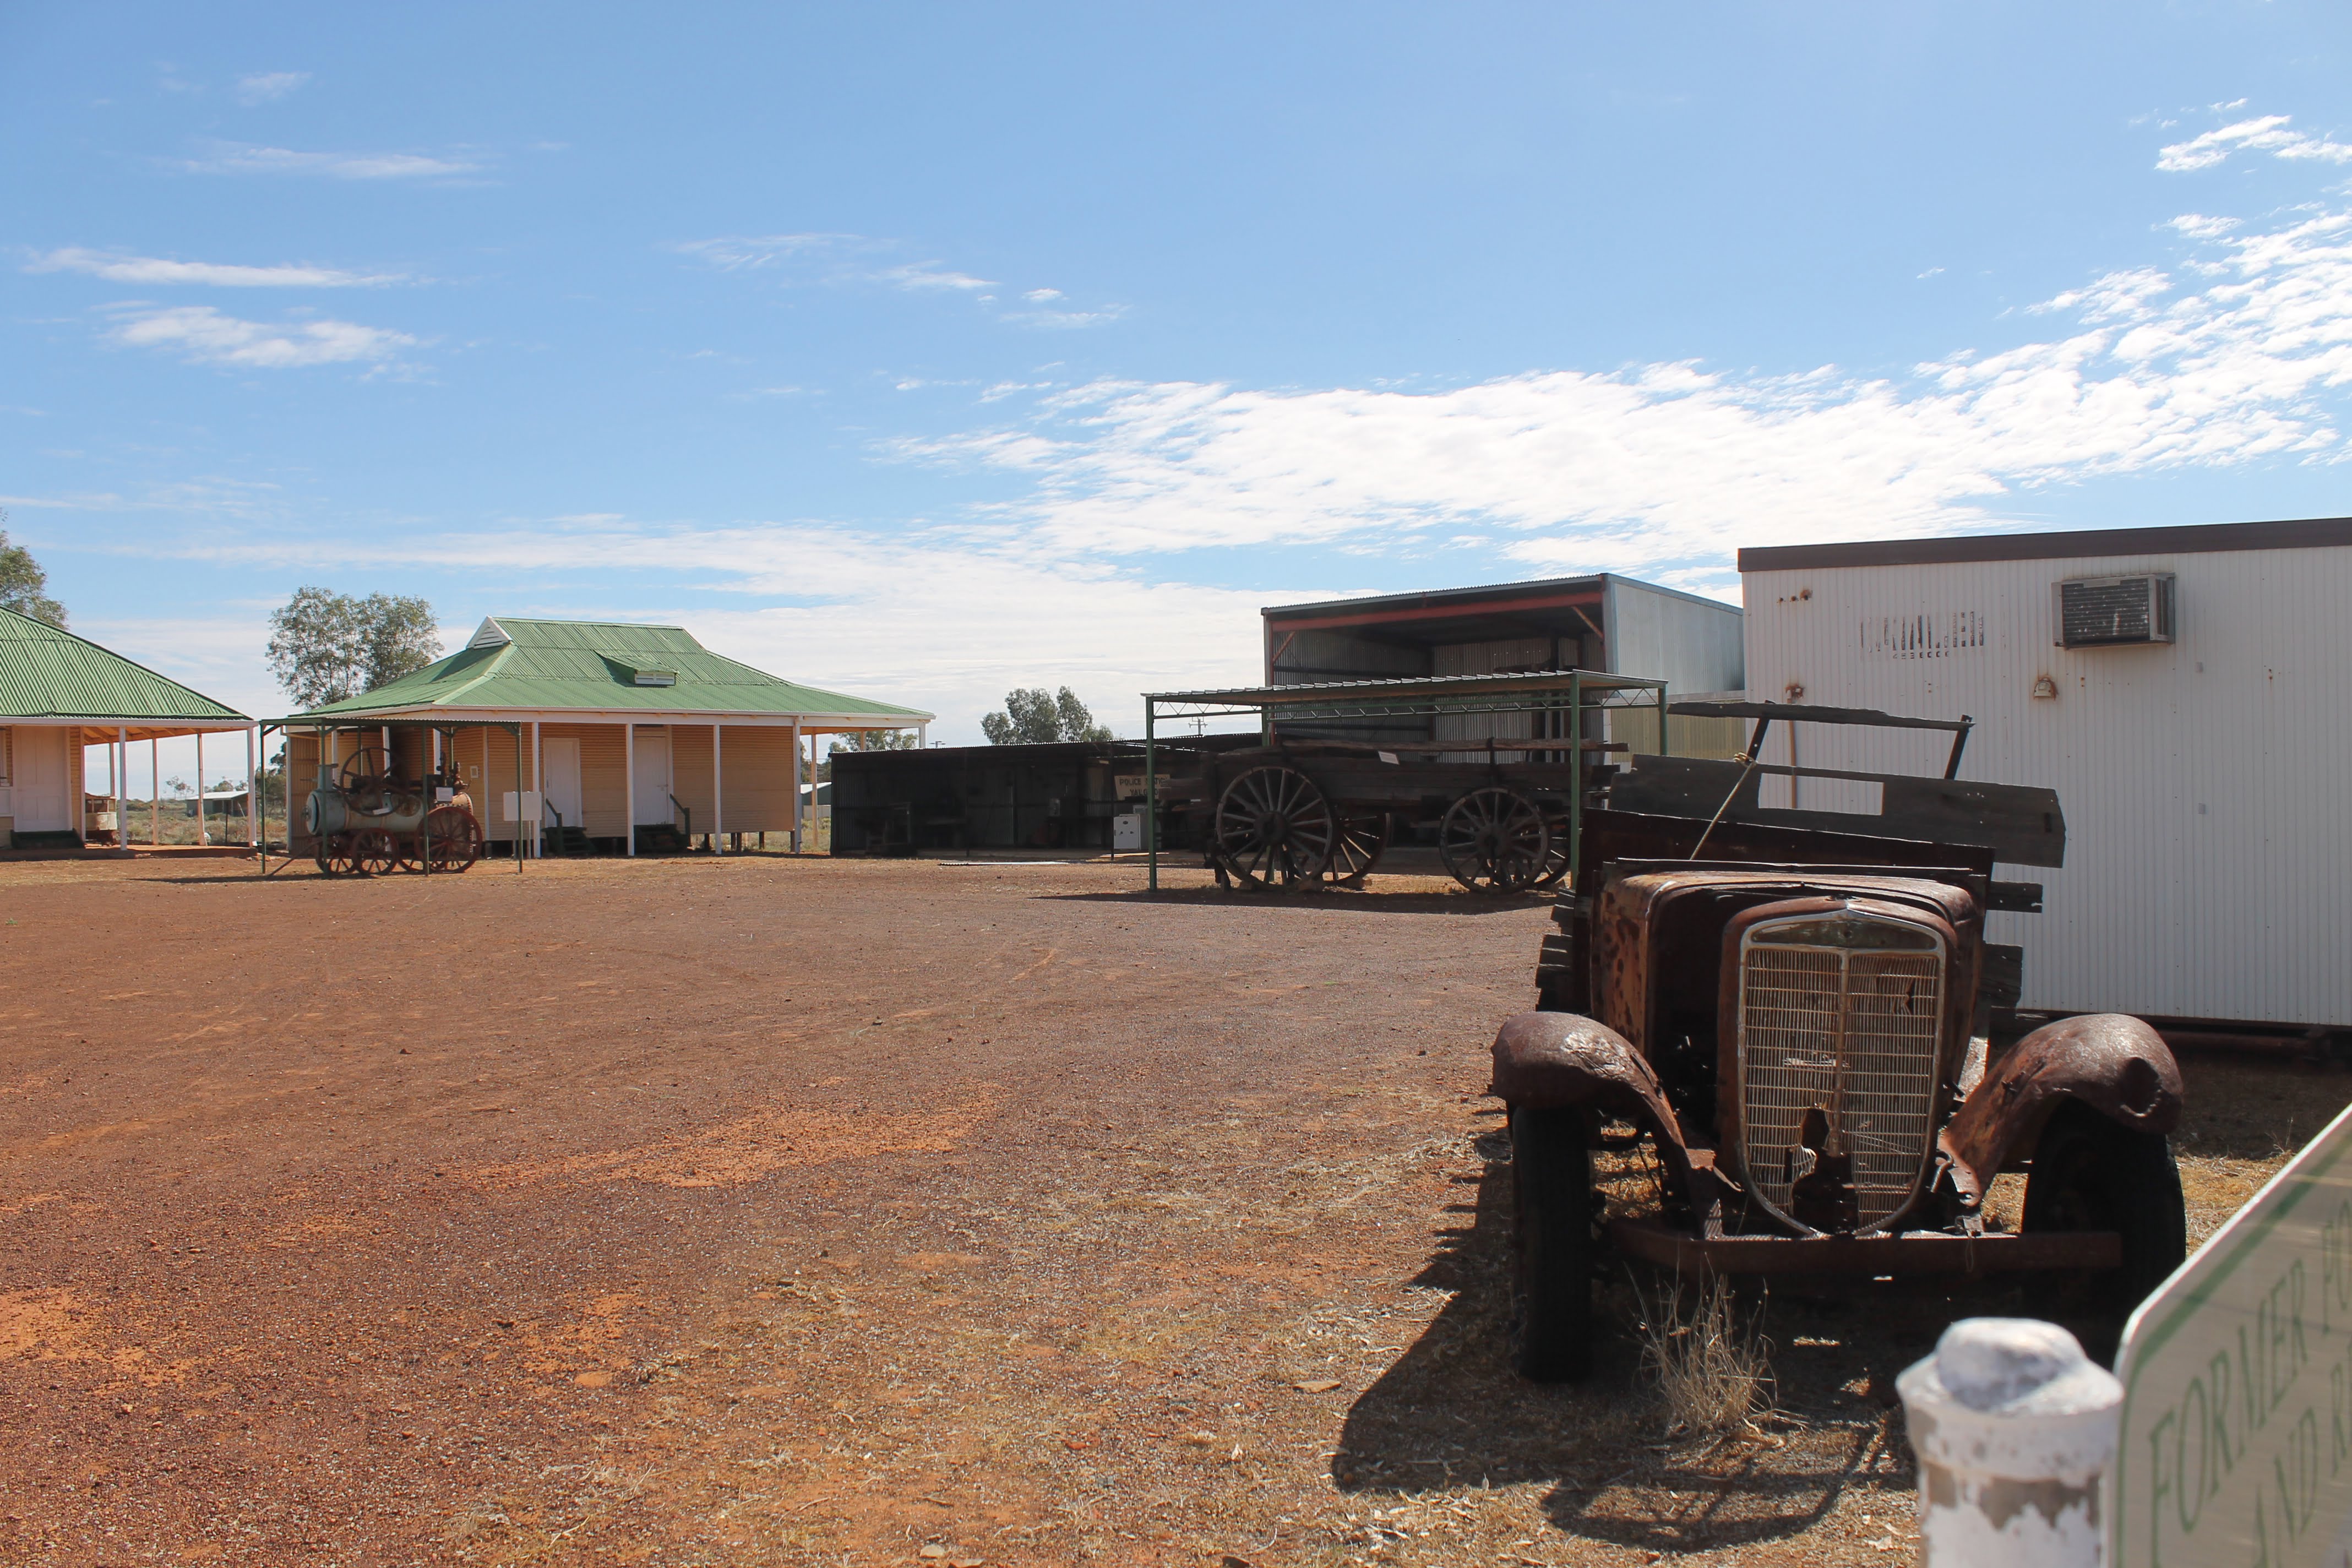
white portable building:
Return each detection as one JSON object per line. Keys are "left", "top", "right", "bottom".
{"left": 1739, "top": 516, "right": 2352, "bottom": 1030}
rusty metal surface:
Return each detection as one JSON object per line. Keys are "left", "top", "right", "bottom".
{"left": 1489, "top": 1012, "right": 1685, "bottom": 1143}
{"left": 1591, "top": 869, "right": 1979, "bottom": 1054}
{"left": 1607, "top": 1216, "right": 2122, "bottom": 1276}
{"left": 1727, "top": 903, "right": 1952, "bottom": 1234}
{"left": 1937, "top": 1012, "right": 2184, "bottom": 1206}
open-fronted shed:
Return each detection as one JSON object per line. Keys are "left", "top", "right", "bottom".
{"left": 276, "top": 616, "right": 930, "bottom": 858}
{"left": 0, "top": 605, "right": 255, "bottom": 850}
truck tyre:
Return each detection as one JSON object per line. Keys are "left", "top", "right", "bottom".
{"left": 1510, "top": 1105, "right": 1596, "bottom": 1382}
{"left": 2023, "top": 1099, "right": 2187, "bottom": 1320}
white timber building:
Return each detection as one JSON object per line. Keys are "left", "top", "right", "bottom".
{"left": 1739, "top": 516, "right": 2352, "bottom": 1031}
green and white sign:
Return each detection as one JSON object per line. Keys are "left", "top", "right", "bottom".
{"left": 2114, "top": 1098, "right": 2352, "bottom": 1568}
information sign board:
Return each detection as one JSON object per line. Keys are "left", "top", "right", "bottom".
{"left": 2113, "top": 1098, "right": 2352, "bottom": 1567}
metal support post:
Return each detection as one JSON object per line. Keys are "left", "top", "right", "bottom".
{"left": 246, "top": 727, "right": 258, "bottom": 848}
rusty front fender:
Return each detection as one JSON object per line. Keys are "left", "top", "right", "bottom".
{"left": 1938, "top": 1014, "right": 2183, "bottom": 1206}
{"left": 1490, "top": 1011, "right": 1721, "bottom": 1210}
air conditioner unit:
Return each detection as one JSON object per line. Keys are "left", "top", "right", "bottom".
{"left": 2052, "top": 573, "right": 2175, "bottom": 649}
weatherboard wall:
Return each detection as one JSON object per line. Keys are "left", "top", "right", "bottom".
{"left": 1741, "top": 542, "right": 2352, "bottom": 1026}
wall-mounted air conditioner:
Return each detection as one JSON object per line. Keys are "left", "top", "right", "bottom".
{"left": 2052, "top": 573, "right": 2175, "bottom": 649}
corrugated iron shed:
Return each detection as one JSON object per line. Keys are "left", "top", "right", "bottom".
{"left": 0, "top": 606, "right": 248, "bottom": 726}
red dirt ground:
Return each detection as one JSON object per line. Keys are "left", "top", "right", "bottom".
{"left": 0, "top": 853, "right": 2338, "bottom": 1567}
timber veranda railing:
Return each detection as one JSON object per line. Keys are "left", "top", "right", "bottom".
{"left": 1139, "top": 669, "right": 1669, "bottom": 892}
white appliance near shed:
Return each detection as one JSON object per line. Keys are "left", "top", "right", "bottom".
{"left": 1739, "top": 516, "right": 2352, "bottom": 1030}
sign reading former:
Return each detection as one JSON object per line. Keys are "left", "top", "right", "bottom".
{"left": 2114, "top": 1098, "right": 2352, "bottom": 1567}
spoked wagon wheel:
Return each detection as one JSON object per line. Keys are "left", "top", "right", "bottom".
{"left": 1327, "top": 813, "right": 1390, "bottom": 889}
{"left": 1213, "top": 765, "right": 1337, "bottom": 890}
{"left": 421, "top": 805, "right": 485, "bottom": 874}
{"left": 337, "top": 747, "right": 395, "bottom": 813}
{"left": 351, "top": 828, "right": 402, "bottom": 877}
{"left": 322, "top": 831, "right": 367, "bottom": 878}
{"left": 1439, "top": 787, "right": 1550, "bottom": 892}
{"left": 1533, "top": 813, "right": 1574, "bottom": 890}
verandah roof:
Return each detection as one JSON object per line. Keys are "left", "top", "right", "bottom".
{"left": 280, "top": 617, "right": 931, "bottom": 726}
{"left": 0, "top": 605, "right": 251, "bottom": 737}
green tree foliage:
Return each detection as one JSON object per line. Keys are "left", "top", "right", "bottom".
{"left": 0, "top": 514, "right": 68, "bottom": 628}
{"left": 265, "top": 586, "right": 443, "bottom": 709}
{"left": 981, "top": 686, "right": 1113, "bottom": 744}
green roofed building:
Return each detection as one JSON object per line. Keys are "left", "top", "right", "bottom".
{"left": 278, "top": 616, "right": 930, "bottom": 858}
{"left": 0, "top": 605, "right": 255, "bottom": 850}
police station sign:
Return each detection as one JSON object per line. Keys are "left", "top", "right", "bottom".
{"left": 2113, "top": 1098, "right": 2352, "bottom": 1567}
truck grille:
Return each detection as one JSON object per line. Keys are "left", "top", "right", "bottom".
{"left": 1738, "top": 918, "right": 1944, "bottom": 1231}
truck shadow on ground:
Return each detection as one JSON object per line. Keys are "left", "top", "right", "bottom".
{"left": 1047, "top": 888, "right": 1549, "bottom": 915}
{"left": 1330, "top": 1131, "right": 1932, "bottom": 1553}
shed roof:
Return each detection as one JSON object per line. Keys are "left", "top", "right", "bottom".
{"left": 284, "top": 616, "right": 932, "bottom": 725}
{"left": 0, "top": 606, "right": 249, "bottom": 727}
{"left": 1737, "top": 515, "right": 2352, "bottom": 573}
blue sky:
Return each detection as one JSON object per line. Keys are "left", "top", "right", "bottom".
{"left": 7, "top": 3, "right": 2352, "bottom": 769}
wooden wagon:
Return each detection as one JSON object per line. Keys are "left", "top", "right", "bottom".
{"left": 1141, "top": 671, "right": 1673, "bottom": 893}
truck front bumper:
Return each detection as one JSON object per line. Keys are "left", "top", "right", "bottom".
{"left": 1609, "top": 1216, "right": 2122, "bottom": 1276}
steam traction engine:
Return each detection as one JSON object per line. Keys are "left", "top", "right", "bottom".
{"left": 305, "top": 747, "right": 485, "bottom": 876}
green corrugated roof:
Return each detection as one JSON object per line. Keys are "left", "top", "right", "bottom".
{"left": 284, "top": 616, "right": 931, "bottom": 723}
{"left": 0, "top": 606, "right": 249, "bottom": 722}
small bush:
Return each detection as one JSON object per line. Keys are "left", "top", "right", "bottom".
{"left": 1632, "top": 1275, "right": 1775, "bottom": 1439}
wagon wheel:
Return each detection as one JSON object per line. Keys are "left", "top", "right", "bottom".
{"left": 351, "top": 827, "right": 402, "bottom": 877}
{"left": 1532, "top": 813, "right": 1574, "bottom": 890}
{"left": 1439, "top": 787, "right": 1550, "bottom": 893}
{"left": 1327, "top": 813, "right": 1390, "bottom": 889}
{"left": 336, "top": 747, "right": 395, "bottom": 813}
{"left": 322, "top": 830, "right": 367, "bottom": 878}
{"left": 1213, "top": 765, "right": 1337, "bottom": 890}
{"left": 421, "top": 805, "right": 485, "bottom": 874}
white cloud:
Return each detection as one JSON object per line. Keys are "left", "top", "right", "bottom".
{"left": 2165, "top": 214, "right": 2241, "bottom": 240}
{"left": 888, "top": 199, "right": 2352, "bottom": 580}
{"left": 1001, "top": 302, "right": 1126, "bottom": 330}
{"left": 235, "top": 71, "right": 311, "bottom": 105}
{"left": 127, "top": 521, "right": 1278, "bottom": 737}
{"left": 671, "top": 233, "right": 865, "bottom": 271}
{"left": 106, "top": 306, "right": 416, "bottom": 368}
{"left": 675, "top": 233, "right": 1127, "bottom": 322}
{"left": 28, "top": 248, "right": 401, "bottom": 287}
{"left": 873, "top": 262, "right": 997, "bottom": 292}
{"left": 175, "top": 141, "right": 480, "bottom": 179}
{"left": 2157, "top": 115, "right": 2352, "bottom": 173}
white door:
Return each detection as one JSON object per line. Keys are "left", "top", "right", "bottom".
{"left": 13, "top": 728, "right": 70, "bottom": 832}
{"left": 632, "top": 726, "right": 672, "bottom": 824}
{"left": 543, "top": 736, "right": 584, "bottom": 833}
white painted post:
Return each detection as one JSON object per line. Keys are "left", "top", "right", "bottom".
{"left": 712, "top": 723, "right": 725, "bottom": 854}
{"left": 195, "top": 730, "right": 208, "bottom": 845}
{"left": 789, "top": 718, "right": 801, "bottom": 853}
{"left": 919, "top": 722, "right": 929, "bottom": 748}
{"left": 624, "top": 722, "right": 636, "bottom": 858}
{"left": 1898, "top": 1317, "right": 2120, "bottom": 1568}
{"left": 150, "top": 738, "right": 160, "bottom": 845}
{"left": 246, "top": 727, "right": 257, "bottom": 848}
{"left": 114, "top": 727, "right": 127, "bottom": 852}
{"left": 531, "top": 720, "right": 543, "bottom": 858}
